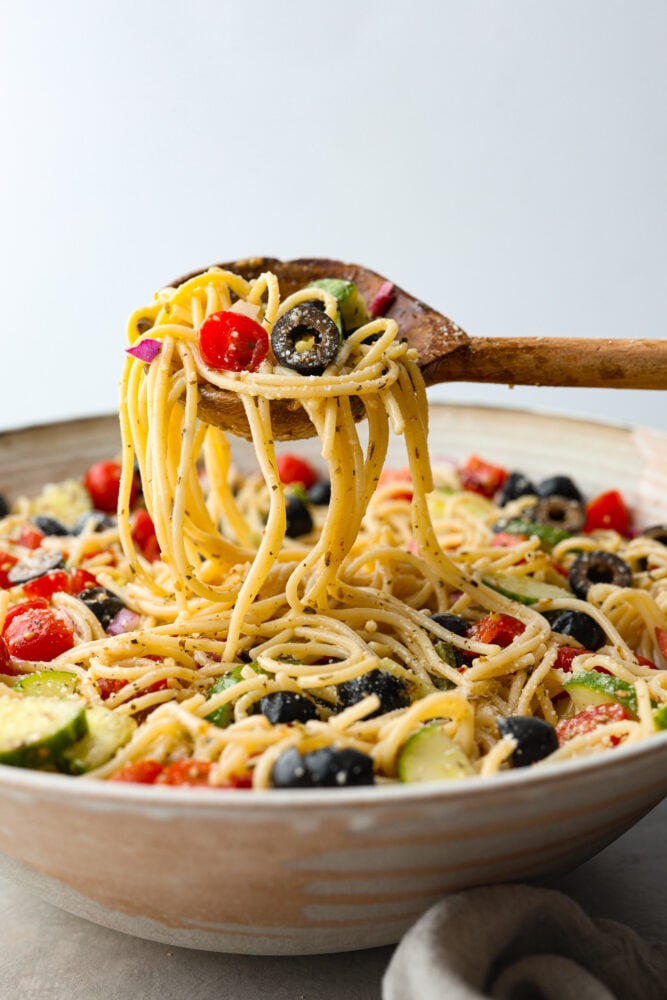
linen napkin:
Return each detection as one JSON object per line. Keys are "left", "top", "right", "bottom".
{"left": 383, "top": 884, "right": 667, "bottom": 999}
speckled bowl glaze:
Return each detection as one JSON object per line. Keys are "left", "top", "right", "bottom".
{"left": 0, "top": 404, "right": 666, "bottom": 955}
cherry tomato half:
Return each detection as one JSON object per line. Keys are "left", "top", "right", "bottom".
{"left": 83, "top": 460, "right": 139, "bottom": 514}
{"left": 276, "top": 454, "right": 318, "bottom": 490}
{"left": 4, "top": 605, "right": 75, "bottom": 661}
{"left": 556, "top": 703, "right": 630, "bottom": 745}
{"left": 458, "top": 455, "right": 508, "bottom": 499}
{"left": 110, "top": 760, "right": 165, "bottom": 784}
{"left": 584, "top": 490, "right": 631, "bottom": 536}
{"left": 198, "top": 311, "right": 269, "bottom": 373}
{"left": 131, "top": 509, "right": 160, "bottom": 562}
{"left": 70, "top": 568, "right": 98, "bottom": 594}
{"left": 157, "top": 760, "right": 215, "bottom": 785}
{"left": 0, "top": 552, "right": 18, "bottom": 589}
{"left": 23, "top": 570, "right": 71, "bottom": 601}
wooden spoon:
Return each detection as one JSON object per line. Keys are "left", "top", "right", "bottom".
{"left": 172, "top": 257, "right": 667, "bottom": 441}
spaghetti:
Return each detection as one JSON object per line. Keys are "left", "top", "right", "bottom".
{"left": 0, "top": 266, "right": 666, "bottom": 788}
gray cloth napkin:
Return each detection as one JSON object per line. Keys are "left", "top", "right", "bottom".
{"left": 383, "top": 884, "right": 667, "bottom": 999}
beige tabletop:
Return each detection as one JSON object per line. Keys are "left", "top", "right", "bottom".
{"left": 2, "top": 797, "right": 666, "bottom": 1000}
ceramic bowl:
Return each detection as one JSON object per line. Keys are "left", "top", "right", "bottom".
{"left": 0, "top": 404, "right": 666, "bottom": 956}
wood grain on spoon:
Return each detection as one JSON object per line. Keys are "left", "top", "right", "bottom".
{"left": 172, "top": 257, "right": 667, "bottom": 440}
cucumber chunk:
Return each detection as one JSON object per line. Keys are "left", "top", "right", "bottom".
{"left": 563, "top": 671, "right": 638, "bottom": 717}
{"left": 206, "top": 663, "right": 268, "bottom": 728}
{"left": 654, "top": 705, "right": 667, "bottom": 731}
{"left": 306, "top": 278, "right": 370, "bottom": 334}
{"left": 483, "top": 572, "right": 570, "bottom": 606}
{"left": 398, "top": 723, "right": 474, "bottom": 783}
{"left": 14, "top": 670, "right": 79, "bottom": 698}
{"left": 60, "top": 706, "right": 137, "bottom": 774}
{"left": 0, "top": 696, "right": 88, "bottom": 769}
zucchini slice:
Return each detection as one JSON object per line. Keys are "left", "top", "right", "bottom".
{"left": 398, "top": 723, "right": 474, "bottom": 783}
{"left": 563, "top": 671, "right": 638, "bottom": 717}
{"left": 60, "top": 706, "right": 137, "bottom": 774}
{"left": 0, "top": 696, "right": 88, "bottom": 769}
{"left": 14, "top": 670, "right": 79, "bottom": 698}
{"left": 483, "top": 572, "right": 570, "bottom": 606}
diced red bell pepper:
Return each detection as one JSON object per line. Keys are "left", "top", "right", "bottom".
{"left": 584, "top": 490, "right": 631, "bottom": 536}
{"left": 458, "top": 455, "right": 508, "bottom": 499}
{"left": 467, "top": 613, "right": 525, "bottom": 647}
{"left": 556, "top": 703, "right": 630, "bottom": 745}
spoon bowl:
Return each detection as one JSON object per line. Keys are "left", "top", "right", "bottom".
{"left": 172, "top": 257, "right": 667, "bottom": 440}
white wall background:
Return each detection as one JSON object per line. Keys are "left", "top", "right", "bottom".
{"left": 0, "top": 0, "right": 665, "bottom": 432}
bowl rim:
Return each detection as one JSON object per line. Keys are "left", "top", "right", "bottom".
{"left": 1, "top": 728, "right": 666, "bottom": 811}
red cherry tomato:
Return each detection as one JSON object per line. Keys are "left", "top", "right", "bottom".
{"left": 157, "top": 760, "right": 215, "bottom": 786}
{"left": 131, "top": 509, "right": 161, "bottom": 562}
{"left": 467, "top": 613, "right": 525, "bottom": 647}
{"left": 0, "top": 552, "right": 18, "bottom": 589}
{"left": 4, "top": 605, "right": 75, "bottom": 661}
{"left": 23, "top": 570, "right": 71, "bottom": 601}
{"left": 17, "top": 524, "right": 45, "bottom": 550}
{"left": 70, "top": 568, "right": 98, "bottom": 594}
{"left": 0, "top": 636, "right": 18, "bottom": 676}
{"left": 276, "top": 454, "right": 318, "bottom": 490}
{"left": 377, "top": 467, "right": 413, "bottom": 501}
{"left": 491, "top": 531, "right": 527, "bottom": 548}
{"left": 83, "top": 460, "right": 139, "bottom": 514}
{"left": 110, "top": 760, "right": 165, "bottom": 783}
{"left": 2, "top": 598, "right": 49, "bottom": 632}
{"left": 199, "top": 311, "right": 269, "bottom": 373}
{"left": 656, "top": 627, "right": 667, "bottom": 657}
{"left": 584, "top": 490, "right": 631, "bottom": 536}
{"left": 458, "top": 455, "right": 508, "bottom": 499}
{"left": 556, "top": 703, "right": 630, "bottom": 745}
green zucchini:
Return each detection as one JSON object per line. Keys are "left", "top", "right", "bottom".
{"left": 483, "top": 572, "right": 570, "bottom": 606}
{"left": 653, "top": 704, "right": 667, "bottom": 731}
{"left": 14, "top": 670, "right": 79, "bottom": 698}
{"left": 497, "top": 518, "right": 571, "bottom": 549}
{"left": 397, "top": 723, "right": 474, "bottom": 783}
{"left": 59, "top": 706, "right": 137, "bottom": 774}
{"left": 306, "top": 278, "right": 369, "bottom": 333}
{"left": 0, "top": 696, "right": 88, "bottom": 769}
{"left": 563, "top": 671, "right": 638, "bottom": 717}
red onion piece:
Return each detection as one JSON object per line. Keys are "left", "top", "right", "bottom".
{"left": 369, "top": 281, "right": 395, "bottom": 318}
{"left": 106, "top": 607, "right": 140, "bottom": 635}
{"left": 126, "top": 339, "right": 162, "bottom": 363}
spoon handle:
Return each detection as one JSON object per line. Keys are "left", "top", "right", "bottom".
{"left": 422, "top": 337, "right": 667, "bottom": 390}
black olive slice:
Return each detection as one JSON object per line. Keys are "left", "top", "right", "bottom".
{"left": 258, "top": 691, "right": 320, "bottom": 724}
{"left": 528, "top": 496, "right": 586, "bottom": 533}
{"left": 0, "top": 494, "right": 10, "bottom": 518}
{"left": 337, "top": 669, "right": 409, "bottom": 717}
{"left": 640, "top": 524, "right": 667, "bottom": 547}
{"left": 497, "top": 471, "right": 536, "bottom": 506}
{"left": 496, "top": 716, "right": 558, "bottom": 767}
{"left": 568, "top": 550, "right": 633, "bottom": 599}
{"left": 8, "top": 550, "right": 65, "bottom": 585}
{"left": 285, "top": 495, "right": 313, "bottom": 538}
{"left": 270, "top": 745, "right": 374, "bottom": 787}
{"left": 32, "top": 515, "right": 70, "bottom": 537}
{"left": 549, "top": 610, "right": 606, "bottom": 650}
{"left": 271, "top": 304, "right": 340, "bottom": 375}
{"left": 78, "top": 587, "right": 126, "bottom": 630}
{"left": 536, "top": 475, "right": 583, "bottom": 503}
